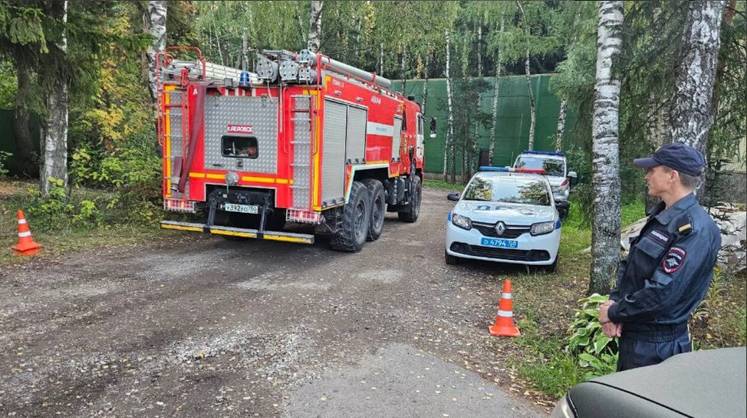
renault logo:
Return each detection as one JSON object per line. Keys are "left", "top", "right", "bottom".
{"left": 495, "top": 222, "right": 506, "bottom": 236}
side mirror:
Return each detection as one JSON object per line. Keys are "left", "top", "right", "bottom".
{"left": 447, "top": 192, "right": 460, "bottom": 201}
{"left": 567, "top": 171, "right": 578, "bottom": 187}
{"left": 429, "top": 116, "right": 437, "bottom": 139}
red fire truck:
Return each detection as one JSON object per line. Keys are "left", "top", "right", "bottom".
{"left": 157, "top": 47, "right": 426, "bottom": 252}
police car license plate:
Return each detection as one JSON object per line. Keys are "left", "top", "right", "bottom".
{"left": 223, "top": 203, "right": 259, "bottom": 214}
{"left": 481, "top": 238, "right": 518, "bottom": 249}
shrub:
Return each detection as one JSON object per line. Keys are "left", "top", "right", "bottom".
{"left": 567, "top": 293, "right": 619, "bottom": 379}
{"left": 0, "top": 151, "right": 11, "bottom": 177}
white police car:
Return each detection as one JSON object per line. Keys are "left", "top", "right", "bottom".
{"left": 444, "top": 167, "right": 565, "bottom": 271}
{"left": 513, "top": 150, "right": 576, "bottom": 204}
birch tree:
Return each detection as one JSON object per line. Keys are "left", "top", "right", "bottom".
{"left": 308, "top": 0, "right": 323, "bottom": 52}
{"left": 668, "top": 0, "right": 726, "bottom": 195}
{"left": 144, "top": 1, "right": 167, "bottom": 102}
{"left": 40, "top": 0, "right": 69, "bottom": 195}
{"left": 554, "top": 101, "right": 567, "bottom": 151}
{"left": 488, "top": 16, "right": 505, "bottom": 164}
{"left": 516, "top": 1, "right": 537, "bottom": 151}
{"left": 589, "top": 1, "right": 623, "bottom": 295}
{"left": 443, "top": 29, "right": 455, "bottom": 183}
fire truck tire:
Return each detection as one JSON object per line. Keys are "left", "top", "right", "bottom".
{"left": 330, "top": 181, "right": 371, "bottom": 252}
{"left": 362, "top": 179, "right": 386, "bottom": 241}
{"left": 398, "top": 175, "right": 421, "bottom": 223}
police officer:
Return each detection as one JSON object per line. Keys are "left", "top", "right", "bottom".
{"left": 598, "top": 143, "right": 721, "bottom": 371}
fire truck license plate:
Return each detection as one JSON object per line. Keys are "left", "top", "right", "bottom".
{"left": 223, "top": 203, "right": 259, "bottom": 214}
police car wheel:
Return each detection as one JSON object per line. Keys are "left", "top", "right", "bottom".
{"left": 543, "top": 256, "right": 559, "bottom": 273}
{"left": 445, "top": 250, "right": 460, "bottom": 265}
{"left": 330, "top": 181, "right": 371, "bottom": 252}
{"left": 362, "top": 179, "right": 386, "bottom": 241}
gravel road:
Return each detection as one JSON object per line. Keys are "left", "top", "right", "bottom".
{"left": 0, "top": 188, "right": 546, "bottom": 417}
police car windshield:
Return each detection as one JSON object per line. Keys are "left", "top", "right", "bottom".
{"left": 515, "top": 156, "right": 565, "bottom": 177}
{"left": 462, "top": 176, "right": 551, "bottom": 206}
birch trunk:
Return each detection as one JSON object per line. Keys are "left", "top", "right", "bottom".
{"left": 379, "top": 43, "right": 384, "bottom": 76}
{"left": 443, "top": 30, "right": 455, "bottom": 183}
{"left": 145, "top": 1, "right": 167, "bottom": 102}
{"left": 400, "top": 45, "right": 407, "bottom": 93}
{"left": 422, "top": 52, "right": 429, "bottom": 114}
{"left": 488, "top": 16, "right": 504, "bottom": 165}
{"left": 516, "top": 1, "right": 536, "bottom": 151}
{"left": 524, "top": 51, "right": 536, "bottom": 151}
{"left": 308, "top": 0, "right": 323, "bottom": 52}
{"left": 554, "top": 100, "right": 567, "bottom": 151}
{"left": 589, "top": 0, "right": 623, "bottom": 295}
{"left": 668, "top": 0, "right": 726, "bottom": 197}
{"left": 41, "top": 0, "right": 69, "bottom": 195}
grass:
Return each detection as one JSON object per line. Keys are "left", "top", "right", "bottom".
{"left": 423, "top": 178, "right": 465, "bottom": 192}
{"left": 1, "top": 179, "right": 163, "bottom": 266}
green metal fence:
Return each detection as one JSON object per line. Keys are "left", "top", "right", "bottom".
{"left": 392, "top": 74, "right": 580, "bottom": 174}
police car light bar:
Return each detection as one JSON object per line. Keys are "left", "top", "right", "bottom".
{"left": 515, "top": 168, "right": 547, "bottom": 174}
{"left": 479, "top": 166, "right": 513, "bottom": 172}
{"left": 521, "top": 150, "right": 565, "bottom": 157}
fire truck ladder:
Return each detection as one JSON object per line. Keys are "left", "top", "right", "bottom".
{"left": 163, "top": 87, "right": 189, "bottom": 199}
{"left": 290, "top": 95, "right": 313, "bottom": 210}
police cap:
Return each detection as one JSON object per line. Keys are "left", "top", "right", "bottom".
{"left": 633, "top": 143, "right": 705, "bottom": 176}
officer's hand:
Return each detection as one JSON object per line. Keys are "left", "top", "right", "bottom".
{"left": 598, "top": 301, "right": 613, "bottom": 323}
{"left": 601, "top": 321, "right": 617, "bottom": 338}
{"left": 614, "top": 323, "right": 623, "bottom": 337}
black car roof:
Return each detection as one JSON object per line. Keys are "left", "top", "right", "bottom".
{"left": 588, "top": 347, "right": 746, "bottom": 417}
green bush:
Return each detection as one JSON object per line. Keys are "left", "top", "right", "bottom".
{"left": 70, "top": 131, "right": 162, "bottom": 224}
{"left": 0, "top": 151, "right": 11, "bottom": 177}
{"left": 567, "top": 293, "right": 619, "bottom": 379}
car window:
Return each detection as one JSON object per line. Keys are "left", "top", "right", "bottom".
{"left": 515, "top": 156, "right": 565, "bottom": 177}
{"left": 462, "top": 176, "right": 551, "bottom": 206}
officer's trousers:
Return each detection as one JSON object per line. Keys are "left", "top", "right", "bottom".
{"left": 617, "top": 325, "right": 692, "bottom": 371}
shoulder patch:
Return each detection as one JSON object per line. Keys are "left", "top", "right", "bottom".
{"left": 661, "top": 247, "right": 687, "bottom": 274}
{"left": 678, "top": 223, "right": 692, "bottom": 234}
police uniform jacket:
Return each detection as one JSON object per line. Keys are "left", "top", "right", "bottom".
{"left": 608, "top": 193, "right": 721, "bottom": 329}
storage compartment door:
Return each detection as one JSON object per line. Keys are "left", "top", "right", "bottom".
{"left": 345, "top": 106, "right": 367, "bottom": 164}
{"left": 321, "top": 100, "right": 347, "bottom": 205}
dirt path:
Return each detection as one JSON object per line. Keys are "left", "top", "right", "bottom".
{"left": 0, "top": 189, "right": 546, "bottom": 417}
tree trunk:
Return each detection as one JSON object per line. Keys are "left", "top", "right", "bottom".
{"left": 489, "top": 16, "right": 504, "bottom": 165}
{"left": 524, "top": 51, "right": 536, "bottom": 151}
{"left": 308, "top": 0, "right": 323, "bottom": 52}
{"left": 40, "top": 0, "right": 69, "bottom": 195}
{"left": 516, "top": 1, "right": 536, "bottom": 151}
{"left": 554, "top": 100, "right": 567, "bottom": 152}
{"left": 589, "top": 0, "right": 624, "bottom": 296}
{"left": 379, "top": 42, "right": 384, "bottom": 76}
{"left": 668, "top": 0, "right": 726, "bottom": 198}
{"left": 421, "top": 52, "right": 429, "bottom": 115}
{"left": 443, "top": 30, "right": 455, "bottom": 183}
{"left": 13, "top": 59, "right": 35, "bottom": 176}
{"left": 145, "top": 1, "right": 167, "bottom": 103}
{"left": 400, "top": 45, "right": 407, "bottom": 93}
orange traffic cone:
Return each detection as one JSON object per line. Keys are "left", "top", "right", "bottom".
{"left": 11, "top": 210, "right": 42, "bottom": 256}
{"left": 489, "top": 279, "right": 520, "bottom": 337}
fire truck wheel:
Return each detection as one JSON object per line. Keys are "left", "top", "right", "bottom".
{"left": 362, "top": 179, "right": 386, "bottom": 241}
{"left": 398, "top": 175, "right": 421, "bottom": 223}
{"left": 330, "top": 181, "right": 371, "bottom": 252}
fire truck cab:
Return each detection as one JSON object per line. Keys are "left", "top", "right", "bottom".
{"left": 157, "top": 47, "right": 424, "bottom": 252}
